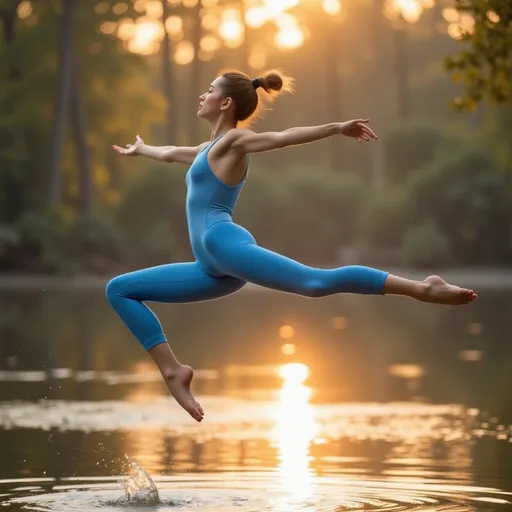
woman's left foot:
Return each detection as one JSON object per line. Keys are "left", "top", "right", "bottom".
{"left": 417, "top": 275, "right": 477, "bottom": 305}
{"left": 164, "top": 364, "right": 204, "bottom": 422}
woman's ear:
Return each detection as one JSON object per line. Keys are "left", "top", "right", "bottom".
{"left": 220, "top": 97, "right": 233, "bottom": 111}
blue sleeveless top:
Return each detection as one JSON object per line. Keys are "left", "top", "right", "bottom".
{"left": 185, "top": 135, "right": 248, "bottom": 265}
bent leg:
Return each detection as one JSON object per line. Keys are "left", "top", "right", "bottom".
{"left": 106, "top": 262, "right": 246, "bottom": 422}
{"left": 106, "top": 261, "right": 246, "bottom": 350}
{"left": 203, "top": 223, "right": 387, "bottom": 298}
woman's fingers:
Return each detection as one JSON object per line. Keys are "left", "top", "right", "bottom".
{"left": 112, "top": 144, "right": 133, "bottom": 154}
{"left": 360, "top": 124, "right": 378, "bottom": 139}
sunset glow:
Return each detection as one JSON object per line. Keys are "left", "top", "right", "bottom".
{"left": 274, "top": 363, "right": 318, "bottom": 500}
{"left": 106, "top": 0, "right": 440, "bottom": 58}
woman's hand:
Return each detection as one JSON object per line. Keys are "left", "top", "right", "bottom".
{"left": 112, "top": 135, "right": 144, "bottom": 156}
{"left": 339, "top": 120, "right": 378, "bottom": 143}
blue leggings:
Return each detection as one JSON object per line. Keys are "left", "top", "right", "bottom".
{"left": 106, "top": 222, "right": 389, "bottom": 350}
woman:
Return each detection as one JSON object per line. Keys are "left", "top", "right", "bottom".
{"left": 109, "top": 69, "right": 477, "bottom": 423}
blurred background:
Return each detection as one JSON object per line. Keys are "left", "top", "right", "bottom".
{"left": 1, "top": 0, "right": 511, "bottom": 274}
{"left": 1, "top": 0, "right": 512, "bottom": 503}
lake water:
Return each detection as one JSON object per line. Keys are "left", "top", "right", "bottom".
{"left": 1, "top": 280, "right": 512, "bottom": 511}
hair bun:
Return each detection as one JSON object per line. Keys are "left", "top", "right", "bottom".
{"left": 259, "top": 73, "right": 283, "bottom": 93}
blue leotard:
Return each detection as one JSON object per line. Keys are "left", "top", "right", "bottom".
{"left": 106, "top": 135, "right": 388, "bottom": 350}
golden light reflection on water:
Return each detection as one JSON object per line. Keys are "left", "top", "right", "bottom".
{"left": 273, "top": 363, "right": 319, "bottom": 500}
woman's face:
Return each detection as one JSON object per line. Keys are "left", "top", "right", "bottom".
{"left": 197, "top": 76, "right": 227, "bottom": 120}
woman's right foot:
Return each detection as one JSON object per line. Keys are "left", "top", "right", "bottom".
{"left": 164, "top": 364, "right": 204, "bottom": 422}
{"left": 417, "top": 275, "right": 477, "bottom": 305}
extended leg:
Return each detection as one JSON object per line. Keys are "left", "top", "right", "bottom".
{"left": 106, "top": 261, "right": 246, "bottom": 421}
{"left": 203, "top": 223, "right": 477, "bottom": 304}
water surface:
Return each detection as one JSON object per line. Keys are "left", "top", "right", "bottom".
{"left": 1, "top": 284, "right": 512, "bottom": 510}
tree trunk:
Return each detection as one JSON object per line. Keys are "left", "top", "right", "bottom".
{"left": 0, "top": 1, "right": 22, "bottom": 80}
{"left": 0, "top": 1, "right": 22, "bottom": 222}
{"left": 370, "top": 0, "right": 385, "bottom": 187}
{"left": 240, "top": 0, "right": 249, "bottom": 70}
{"left": 161, "top": 0, "right": 176, "bottom": 143}
{"left": 70, "top": 60, "right": 93, "bottom": 214}
{"left": 394, "top": 26, "right": 411, "bottom": 118}
{"left": 325, "top": 21, "right": 342, "bottom": 170}
{"left": 48, "top": 0, "right": 76, "bottom": 206}
{"left": 188, "top": 2, "right": 201, "bottom": 144}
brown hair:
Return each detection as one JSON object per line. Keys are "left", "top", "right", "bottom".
{"left": 218, "top": 68, "right": 294, "bottom": 124}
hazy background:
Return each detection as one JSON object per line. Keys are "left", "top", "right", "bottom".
{"left": 1, "top": 0, "right": 511, "bottom": 274}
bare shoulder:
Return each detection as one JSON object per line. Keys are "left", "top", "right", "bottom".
{"left": 217, "top": 128, "right": 255, "bottom": 154}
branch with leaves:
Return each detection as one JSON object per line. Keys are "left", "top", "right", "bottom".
{"left": 446, "top": 0, "right": 512, "bottom": 110}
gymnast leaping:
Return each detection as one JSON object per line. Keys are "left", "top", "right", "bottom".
{"left": 109, "top": 69, "right": 477, "bottom": 423}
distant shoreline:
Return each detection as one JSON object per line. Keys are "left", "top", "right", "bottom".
{"left": 1, "top": 268, "right": 512, "bottom": 290}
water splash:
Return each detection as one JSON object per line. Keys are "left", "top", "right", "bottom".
{"left": 116, "top": 456, "right": 159, "bottom": 506}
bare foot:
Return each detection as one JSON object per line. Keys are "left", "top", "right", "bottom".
{"left": 417, "top": 275, "right": 478, "bottom": 305}
{"left": 165, "top": 364, "right": 204, "bottom": 422}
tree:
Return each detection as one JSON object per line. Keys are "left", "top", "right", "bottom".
{"left": 446, "top": 0, "right": 512, "bottom": 109}
{"left": 48, "top": 0, "right": 76, "bottom": 206}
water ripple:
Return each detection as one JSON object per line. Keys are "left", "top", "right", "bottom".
{"left": 1, "top": 474, "right": 511, "bottom": 512}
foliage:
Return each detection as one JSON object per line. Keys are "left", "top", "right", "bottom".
{"left": 0, "top": 224, "right": 19, "bottom": 258}
{"left": 361, "top": 186, "right": 414, "bottom": 249}
{"left": 65, "top": 213, "right": 125, "bottom": 273}
{"left": 402, "top": 219, "right": 452, "bottom": 268}
{"left": 446, "top": 0, "right": 512, "bottom": 109}
{"left": 407, "top": 147, "right": 509, "bottom": 264}
{"left": 383, "top": 121, "right": 448, "bottom": 185}
{"left": 0, "top": 0, "right": 165, "bottom": 223}
{"left": 10, "top": 207, "right": 71, "bottom": 273}
{"left": 115, "top": 164, "right": 191, "bottom": 265}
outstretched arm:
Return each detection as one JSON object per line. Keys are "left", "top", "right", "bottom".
{"left": 229, "top": 120, "right": 378, "bottom": 155}
{"left": 113, "top": 136, "right": 208, "bottom": 165}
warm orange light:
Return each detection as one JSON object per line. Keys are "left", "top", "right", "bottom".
{"left": 447, "top": 12, "right": 474, "bottom": 40}
{"left": 100, "top": 21, "right": 117, "bottom": 35}
{"left": 145, "top": 0, "right": 163, "bottom": 18}
{"left": 201, "top": 13, "right": 220, "bottom": 31}
{"left": 273, "top": 362, "right": 317, "bottom": 501}
{"left": 279, "top": 325, "right": 295, "bottom": 339}
{"left": 487, "top": 10, "right": 500, "bottom": 23}
{"left": 219, "top": 9, "right": 244, "bottom": 46}
{"left": 330, "top": 316, "right": 347, "bottom": 330}
{"left": 275, "top": 25, "right": 304, "bottom": 50}
{"left": 281, "top": 343, "right": 296, "bottom": 356}
{"left": 17, "top": 1, "right": 32, "bottom": 19}
{"left": 322, "top": 0, "right": 341, "bottom": 15}
{"left": 117, "top": 19, "right": 135, "bottom": 40}
{"left": 261, "top": 0, "right": 299, "bottom": 19}
{"left": 385, "top": 0, "right": 423, "bottom": 23}
{"left": 174, "top": 40, "right": 195, "bottom": 65}
{"left": 278, "top": 362, "right": 309, "bottom": 384}
{"left": 95, "top": 2, "right": 109, "bottom": 15}
{"left": 113, "top": 2, "right": 128, "bottom": 15}
{"left": 128, "top": 18, "right": 163, "bottom": 54}
{"left": 200, "top": 35, "right": 220, "bottom": 52}
{"left": 249, "top": 45, "right": 268, "bottom": 69}
{"left": 245, "top": 7, "right": 267, "bottom": 28}
{"left": 442, "top": 7, "right": 459, "bottom": 23}
{"left": 198, "top": 49, "right": 215, "bottom": 61}
{"left": 133, "top": 0, "right": 145, "bottom": 13}
{"left": 165, "top": 15, "right": 183, "bottom": 36}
